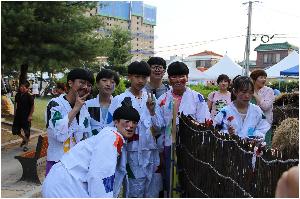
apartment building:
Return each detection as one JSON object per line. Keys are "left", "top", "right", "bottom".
{"left": 95, "top": 1, "right": 156, "bottom": 62}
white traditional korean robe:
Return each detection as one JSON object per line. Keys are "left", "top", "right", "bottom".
{"left": 85, "top": 94, "right": 112, "bottom": 136}
{"left": 107, "top": 89, "right": 161, "bottom": 197}
{"left": 45, "top": 94, "right": 92, "bottom": 162}
{"left": 213, "top": 102, "right": 271, "bottom": 139}
{"left": 151, "top": 87, "right": 211, "bottom": 147}
{"left": 42, "top": 127, "right": 126, "bottom": 198}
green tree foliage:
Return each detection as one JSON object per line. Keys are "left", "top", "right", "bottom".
{"left": 1, "top": 1, "right": 107, "bottom": 76}
{"left": 105, "top": 26, "right": 133, "bottom": 76}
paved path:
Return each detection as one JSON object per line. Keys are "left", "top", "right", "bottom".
{"left": 1, "top": 121, "right": 46, "bottom": 198}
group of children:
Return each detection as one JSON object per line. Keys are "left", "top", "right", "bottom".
{"left": 41, "top": 57, "right": 271, "bottom": 197}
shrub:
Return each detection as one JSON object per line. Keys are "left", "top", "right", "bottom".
{"left": 188, "top": 84, "right": 219, "bottom": 99}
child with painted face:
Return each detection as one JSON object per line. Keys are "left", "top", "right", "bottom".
{"left": 213, "top": 76, "right": 270, "bottom": 139}
{"left": 85, "top": 69, "right": 120, "bottom": 136}
{"left": 45, "top": 68, "right": 93, "bottom": 176}
{"left": 107, "top": 61, "right": 162, "bottom": 197}
{"left": 149, "top": 61, "right": 211, "bottom": 196}
{"left": 42, "top": 102, "right": 140, "bottom": 198}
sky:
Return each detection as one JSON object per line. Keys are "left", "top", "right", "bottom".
{"left": 144, "top": 0, "right": 300, "bottom": 62}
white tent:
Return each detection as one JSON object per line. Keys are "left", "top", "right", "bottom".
{"left": 265, "top": 51, "right": 299, "bottom": 78}
{"left": 202, "top": 55, "right": 243, "bottom": 80}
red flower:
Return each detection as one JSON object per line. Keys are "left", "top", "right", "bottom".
{"left": 205, "top": 119, "right": 213, "bottom": 127}
{"left": 227, "top": 116, "right": 234, "bottom": 122}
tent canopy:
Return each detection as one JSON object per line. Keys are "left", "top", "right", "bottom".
{"left": 280, "top": 65, "right": 299, "bottom": 76}
{"left": 202, "top": 55, "right": 243, "bottom": 80}
{"left": 265, "top": 51, "right": 299, "bottom": 78}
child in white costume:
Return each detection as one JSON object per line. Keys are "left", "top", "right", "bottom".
{"left": 85, "top": 69, "right": 120, "bottom": 136}
{"left": 45, "top": 69, "right": 93, "bottom": 176}
{"left": 149, "top": 61, "right": 211, "bottom": 195}
{"left": 107, "top": 61, "right": 162, "bottom": 197}
{"left": 42, "top": 101, "right": 140, "bottom": 197}
{"left": 214, "top": 76, "right": 270, "bottom": 139}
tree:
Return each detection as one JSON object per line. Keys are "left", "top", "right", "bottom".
{"left": 1, "top": 2, "right": 108, "bottom": 80}
{"left": 105, "top": 26, "right": 133, "bottom": 76}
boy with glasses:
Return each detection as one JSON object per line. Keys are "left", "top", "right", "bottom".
{"left": 144, "top": 57, "right": 169, "bottom": 99}
{"left": 148, "top": 61, "right": 211, "bottom": 196}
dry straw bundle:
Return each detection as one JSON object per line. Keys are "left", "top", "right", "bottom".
{"left": 272, "top": 118, "right": 299, "bottom": 158}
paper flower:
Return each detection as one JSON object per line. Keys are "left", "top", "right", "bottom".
{"left": 227, "top": 116, "right": 234, "bottom": 122}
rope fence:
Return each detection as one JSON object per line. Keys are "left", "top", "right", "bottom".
{"left": 175, "top": 114, "right": 298, "bottom": 198}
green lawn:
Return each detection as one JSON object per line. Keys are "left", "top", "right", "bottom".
{"left": 32, "top": 97, "right": 49, "bottom": 130}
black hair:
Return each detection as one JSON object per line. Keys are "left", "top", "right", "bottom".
{"left": 231, "top": 76, "right": 254, "bottom": 101}
{"left": 128, "top": 61, "right": 151, "bottom": 76}
{"left": 147, "top": 57, "right": 167, "bottom": 69}
{"left": 113, "top": 97, "right": 140, "bottom": 122}
{"left": 85, "top": 69, "right": 95, "bottom": 86}
{"left": 67, "top": 68, "right": 90, "bottom": 83}
{"left": 19, "top": 80, "right": 30, "bottom": 88}
{"left": 167, "top": 61, "right": 189, "bottom": 76}
{"left": 96, "top": 69, "right": 120, "bottom": 86}
{"left": 217, "top": 74, "right": 230, "bottom": 84}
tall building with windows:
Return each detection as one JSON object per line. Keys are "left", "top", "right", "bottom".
{"left": 94, "top": 1, "right": 156, "bottom": 61}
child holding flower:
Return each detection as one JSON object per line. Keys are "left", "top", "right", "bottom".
{"left": 213, "top": 76, "right": 270, "bottom": 139}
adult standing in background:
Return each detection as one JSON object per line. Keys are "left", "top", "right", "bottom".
{"left": 144, "top": 57, "right": 169, "bottom": 99}
{"left": 250, "top": 69, "right": 275, "bottom": 146}
{"left": 207, "top": 74, "right": 231, "bottom": 119}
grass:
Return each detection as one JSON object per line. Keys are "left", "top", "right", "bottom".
{"left": 32, "top": 97, "right": 49, "bottom": 130}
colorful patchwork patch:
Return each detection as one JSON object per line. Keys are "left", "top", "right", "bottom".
{"left": 159, "top": 95, "right": 167, "bottom": 107}
{"left": 83, "top": 117, "right": 89, "bottom": 128}
{"left": 106, "top": 112, "right": 113, "bottom": 124}
{"left": 46, "top": 101, "right": 59, "bottom": 128}
{"left": 227, "top": 116, "right": 234, "bottom": 122}
{"left": 113, "top": 132, "right": 123, "bottom": 155}
{"left": 51, "top": 111, "right": 62, "bottom": 127}
{"left": 221, "top": 110, "right": 227, "bottom": 118}
{"left": 92, "top": 129, "right": 99, "bottom": 136}
{"left": 248, "top": 127, "right": 255, "bottom": 137}
{"left": 102, "top": 174, "right": 115, "bottom": 193}
{"left": 198, "top": 94, "right": 204, "bottom": 102}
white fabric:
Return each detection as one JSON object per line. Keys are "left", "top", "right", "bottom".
{"left": 202, "top": 55, "right": 243, "bottom": 80}
{"left": 42, "top": 127, "right": 125, "bottom": 198}
{"left": 265, "top": 51, "right": 299, "bottom": 78}
{"left": 152, "top": 87, "right": 211, "bottom": 147}
{"left": 85, "top": 94, "right": 112, "bottom": 136}
{"left": 107, "top": 89, "right": 160, "bottom": 196}
{"left": 45, "top": 95, "right": 92, "bottom": 162}
{"left": 213, "top": 102, "right": 271, "bottom": 139}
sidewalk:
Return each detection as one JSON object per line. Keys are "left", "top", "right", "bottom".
{"left": 1, "top": 120, "right": 46, "bottom": 198}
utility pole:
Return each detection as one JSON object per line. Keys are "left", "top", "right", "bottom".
{"left": 243, "top": 1, "right": 259, "bottom": 76}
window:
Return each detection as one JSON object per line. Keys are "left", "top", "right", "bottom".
{"left": 137, "top": 38, "right": 139, "bottom": 41}
{"left": 263, "top": 54, "right": 268, "bottom": 64}
{"left": 276, "top": 53, "right": 280, "bottom": 62}
{"left": 137, "top": 22, "right": 139, "bottom": 25}
{"left": 263, "top": 53, "right": 280, "bottom": 64}
{"left": 137, "top": 27, "right": 139, "bottom": 31}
